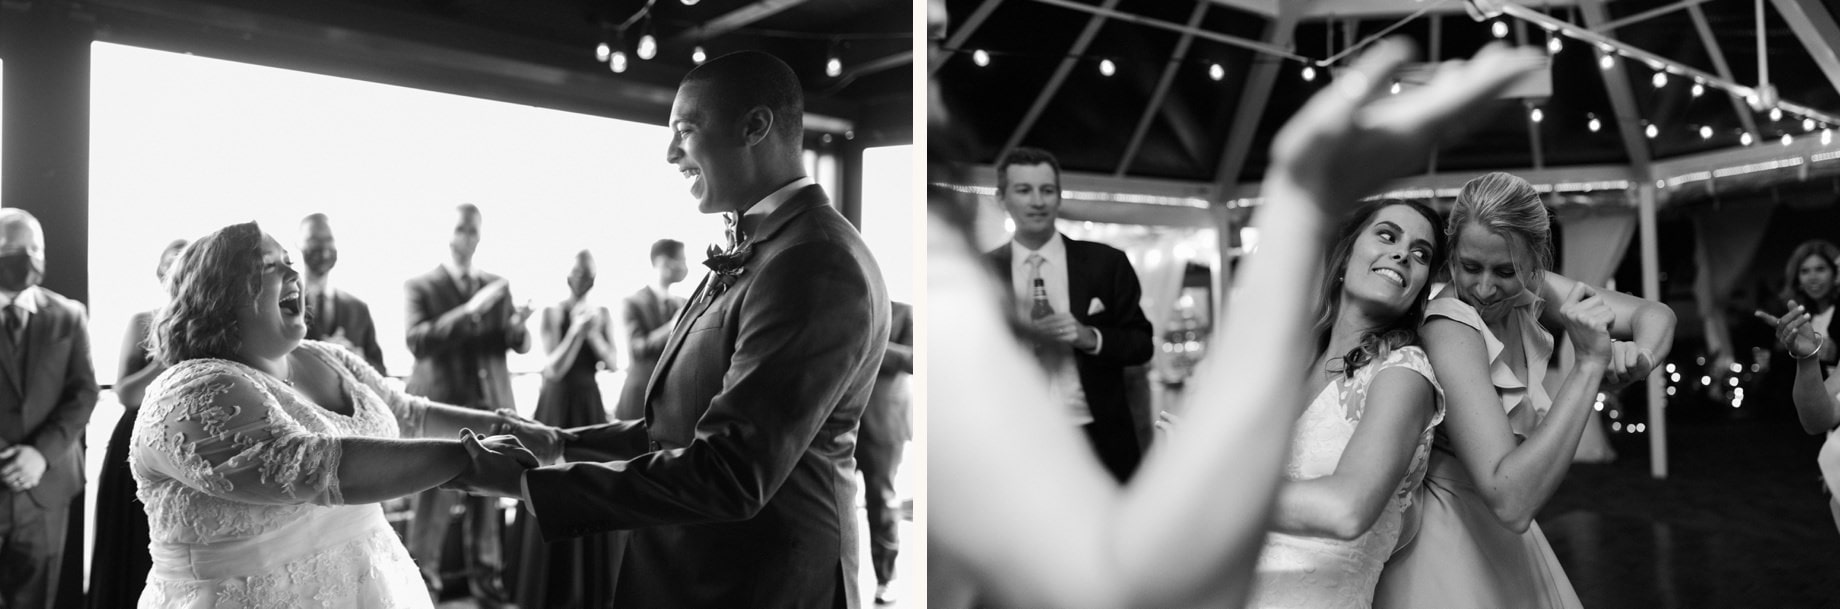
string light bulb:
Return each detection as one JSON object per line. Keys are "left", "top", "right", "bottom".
{"left": 1587, "top": 114, "right": 1602, "bottom": 133}
{"left": 1492, "top": 20, "right": 1509, "bottom": 39}
{"left": 1599, "top": 54, "right": 1615, "bottom": 70}
{"left": 826, "top": 40, "right": 842, "bottom": 77}
{"left": 692, "top": 46, "right": 707, "bottom": 64}
{"left": 1691, "top": 82, "right": 1704, "bottom": 97}
{"left": 1783, "top": 133, "right": 1794, "bottom": 146}
{"left": 637, "top": 33, "right": 658, "bottom": 60}
{"left": 1823, "top": 129, "right": 1833, "bottom": 146}
{"left": 972, "top": 49, "right": 990, "bottom": 67}
{"left": 1645, "top": 123, "right": 1658, "bottom": 139}
{"left": 1208, "top": 63, "right": 1225, "bottom": 81}
{"left": 1700, "top": 125, "right": 1713, "bottom": 139}
{"left": 681, "top": 0, "right": 698, "bottom": 5}
{"left": 1652, "top": 71, "right": 1667, "bottom": 89}
{"left": 1390, "top": 80, "right": 1402, "bottom": 95}
{"left": 1302, "top": 65, "right": 1316, "bottom": 82}
{"left": 1547, "top": 35, "right": 1563, "bottom": 54}
{"left": 609, "top": 50, "right": 629, "bottom": 73}
{"left": 1099, "top": 58, "right": 1115, "bottom": 77}
{"left": 1741, "top": 131, "right": 1754, "bottom": 146}
{"left": 596, "top": 42, "right": 612, "bottom": 62}
{"left": 1805, "top": 118, "right": 1818, "bottom": 132}
{"left": 1530, "top": 107, "right": 1543, "bottom": 123}
{"left": 1771, "top": 107, "right": 1784, "bottom": 121}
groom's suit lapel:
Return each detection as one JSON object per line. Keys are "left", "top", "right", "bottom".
{"left": 641, "top": 186, "right": 828, "bottom": 416}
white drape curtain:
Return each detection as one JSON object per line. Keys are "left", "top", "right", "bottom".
{"left": 1554, "top": 206, "right": 1638, "bottom": 463}
{"left": 1691, "top": 200, "right": 1777, "bottom": 364}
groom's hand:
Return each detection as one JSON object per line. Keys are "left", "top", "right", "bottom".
{"left": 444, "top": 430, "right": 539, "bottom": 499}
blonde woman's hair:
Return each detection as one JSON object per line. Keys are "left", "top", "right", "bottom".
{"left": 1447, "top": 172, "right": 1552, "bottom": 283}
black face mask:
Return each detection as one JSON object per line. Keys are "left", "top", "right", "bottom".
{"left": 303, "top": 247, "right": 337, "bottom": 275}
{"left": 0, "top": 253, "right": 43, "bottom": 293}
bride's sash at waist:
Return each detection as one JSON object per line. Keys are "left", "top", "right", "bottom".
{"left": 149, "top": 505, "right": 387, "bottom": 581}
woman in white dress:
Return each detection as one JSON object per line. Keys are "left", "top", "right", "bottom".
{"left": 128, "top": 222, "right": 568, "bottom": 608}
{"left": 1244, "top": 200, "right": 1447, "bottom": 609}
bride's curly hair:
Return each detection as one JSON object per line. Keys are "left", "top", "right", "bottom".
{"left": 1312, "top": 199, "right": 1446, "bottom": 377}
{"left": 149, "top": 222, "right": 265, "bottom": 365}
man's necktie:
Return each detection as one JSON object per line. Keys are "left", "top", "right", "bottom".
{"left": 5, "top": 305, "right": 23, "bottom": 348}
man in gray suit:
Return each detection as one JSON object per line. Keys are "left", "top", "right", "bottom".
{"left": 614, "top": 238, "right": 687, "bottom": 420}
{"left": 0, "top": 209, "right": 99, "bottom": 609}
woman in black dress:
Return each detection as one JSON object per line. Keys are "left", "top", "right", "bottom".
{"left": 88, "top": 238, "right": 186, "bottom": 609}
{"left": 511, "top": 250, "right": 622, "bottom": 609}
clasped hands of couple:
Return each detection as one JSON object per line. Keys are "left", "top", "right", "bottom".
{"left": 442, "top": 410, "right": 577, "bottom": 500}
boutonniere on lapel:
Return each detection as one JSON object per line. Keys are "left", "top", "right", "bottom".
{"left": 701, "top": 212, "right": 755, "bottom": 304}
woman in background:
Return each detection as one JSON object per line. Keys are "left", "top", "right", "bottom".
{"left": 511, "top": 249, "right": 620, "bottom": 609}
{"left": 88, "top": 238, "right": 186, "bottom": 609}
{"left": 1756, "top": 301, "right": 1840, "bottom": 532}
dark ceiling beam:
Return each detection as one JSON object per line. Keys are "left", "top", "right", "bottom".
{"left": 1115, "top": 0, "right": 1210, "bottom": 177}
{"left": 671, "top": 0, "right": 813, "bottom": 44}
{"left": 818, "top": 49, "right": 912, "bottom": 97}
{"left": 1205, "top": 0, "right": 1276, "bottom": 18}
{"left": 1687, "top": 4, "right": 1762, "bottom": 139}
{"left": 1033, "top": 0, "right": 1306, "bottom": 61}
{"left": 1208, "top": 11, "right": 1297, "bottom": 200}
{"left": 1769, "top": 0, "right": 1840, "bottom": 103}
{"left": 83, "top": 0, "right": 683, "bottom": 123}
{"left": 1299, "top": 0, "right": 1586, "bottom": 20}
{"left": 996, "top": 0, "right": 1123, "bottom": 161}
{"left": 1588, "top": 0, "right": 1712, "bottom": 33}
{"left": 1580, "top": 0, "right": 1653, "bottom": 175}
{"left": 929, "top": 0, "right": 1007, "bottom": 76}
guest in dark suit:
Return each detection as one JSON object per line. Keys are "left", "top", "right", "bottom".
{"left": 614, "top": 238, "right": 687, "bottom": 420}
{"left": 88, "top": 238, "right": 186, "bottom": 609}
{"left": 985, "top": 147, "right": 1154, "bottom": 483}
{"left": 451, "top": 51, "right": 890, "bottom": 609}
{"left": 0, "top": 209, "right": 101, "bottom": 609}
{"left": 403, "top": 203, "right": 532, "bottom": 608}
{"left": 299, "top": 213, "right": 387, "bottom": 374}
{"left": 859, "top": 301, "right": 912, "bottom": 605}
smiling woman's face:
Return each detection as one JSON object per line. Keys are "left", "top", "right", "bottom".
{"left": 233, "top": 234, "right": 307, "bottom": 362}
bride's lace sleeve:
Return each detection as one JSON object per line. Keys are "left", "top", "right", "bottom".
{"left": 314, "top": 341, "right": 434, "bottom": 437}
{"left": 138, "top": 363, "right": 345, "bottom": 506}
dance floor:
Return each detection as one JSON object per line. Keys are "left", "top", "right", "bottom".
{"left": 1542, "top": 409, "right": 1840, "bottom": 608}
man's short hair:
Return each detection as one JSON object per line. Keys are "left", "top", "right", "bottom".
{"left": 651, "top": 239, "right": 685, "bottom": 262}
{"left": 680, "top": 51, "right": 804, "bottom": 143}
{"left": 996, "top": 147, "right": 1062, "bottom": 193}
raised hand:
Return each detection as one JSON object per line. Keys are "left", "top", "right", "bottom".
{"left": 1267, "top": 39, "right": 1544, "bottom": 214}
{"left": 1756, "top": 300, "right": 1824, "bottom": 360}
{"left": 1559, "top": 283, "right": 1615, "bottom": 364}
{"left": 464, "top": 279, "right": 511, "bottom": 315}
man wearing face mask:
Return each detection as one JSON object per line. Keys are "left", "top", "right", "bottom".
{"left": 299, "top": 213, "right": 387, "bottom": 374}
{"left": 0, "top": 209, "right": 100, "bottom": 609}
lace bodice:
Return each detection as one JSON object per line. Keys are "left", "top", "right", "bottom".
{"left": 1249, "top": 347, "right": 1445, "bottom": 609}
{"left": 129, "top": 341, "right": 438, "bottom": 608}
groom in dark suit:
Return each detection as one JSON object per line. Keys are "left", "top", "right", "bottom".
{"left": 986, "top": 147, "right": 1154, "bottom": 482}
{"left": 452, "top": 51, "right": 889, "bottom": 608}
{"left": 0, "top": 209, "right": 99, "bottom": 609}
{"left": 403, "top": 203, "right": 532, "bottom": 608}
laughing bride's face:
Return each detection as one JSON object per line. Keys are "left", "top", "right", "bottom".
{"left": 234, "top": 234, "right": 308, "bottom": 361}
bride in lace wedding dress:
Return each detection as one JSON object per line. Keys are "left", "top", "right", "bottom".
{"left": 1241, "top": 201, "right": 1447, "bottom": 609}
{"left": 128, "top": 222, "right": 566, "bottom": 608}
